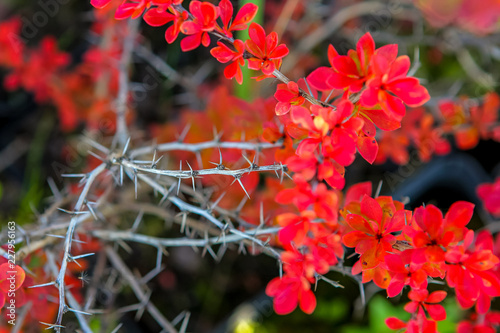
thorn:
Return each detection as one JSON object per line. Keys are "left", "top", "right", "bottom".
{"left": 172, "top": 311, "right": 187, "bottom": 326}
{"left": 375, "top": 180, "right": 383, "bottom": 198}
{"left": 282, "top": 166, "right": 293, "bottom": 181}
{"left": 110, "top": 323, "right": 123, "bottom": 333}
{"left": 160, "top": 183, "right": 176, "bottom": 205}
{"left": 66, "top": 307, "right": 92, "bottom": 316}
{"left": 135, "top": 288, "right": 152, "bottom": 321}
{"left": 82, "top": 135, "right": 110, "bottom": 154}
{"left": 177, "top": 161, "right": 182, "bottom": 195}
{"left": 57, "top": 208, "right": 86, "bottom": 216}
{"left": 179, "top": 312, "right": 191, "bottom": 333}
{"left": 141, "top": 265, "right": 165, "bottom": 285}
{"left": 45, "top": 234, "right": 86, "bottom": 244}
{"left": 259, "top": 202, "right": 265, "bottom": 228}
{"left": 230, "top": 175, "right": 250, "bottom": 199}
{"left": 216, "top": 245, "right": 227, "bottom": 262}
{"left": 117, "top": 240, "right": 133, "bottom": 254}
{"left": 238, "top": 241, "right": 247, "bottom": 255}
{"left": 274, "top": 167, "right": 279, "bottom": 179}
{"left": 61, "top": 173, "right": 87, "bottom": 179}
{"left": 47, "top": 177, "right": 62, "bottom": 200}
{"left": 123, "top": 137, "right": 131, "bottom": 156}
{"left": 324, "top": 88, "right": 334, "bottom": 103}
{"left": 29, "top": 203, "right": 41, "bottom": 220}
{"left": 88, "top": 150, "right": 105, "bottom": 162}
{"left": 85, "top": 200, "right": 98, "bottom": 221}
{"left": 177, "top": 123, "right": 191, "bottom": 142}
{"left": 210, "top": 192, "right": 226, "bottom": 212}
{"left": 39, "top": 322, "right": 65, "bottom": 330}
{"left": 315, "top": 273, "right": 343, "bottom": 288}
{"left": 209, "top": 147, "right": 227, "bottom": 170}
{"left": 134, "top": 170, "right": 138, "bottom": 199}
{"left": 178, "top": 212, "right": 188, "bottom": 233}
{"left": 195, "top": 151, "right": 203, "bottom": 169}
{"left": 71, "top": 253, "right": 95, "bottom": 260}
{"left": 151, "top": 150, "right": 157, "bottom": 168}
{"left": 131, "top": 210, "right": 144, "bottom": 232}
{"left": 28, "top": 281, "right": 56, "bottom": 289}
{"left": 186, "top": 161, "right": 196, "bottom": 192}
{"left": 235, "top": 194, "right": 248, "bottom": 212}
{"left": 242, "top": 154, "right": 252, "bottom": 167}
{"left": 212, "top": 126, "right": 223, "bottom": 142}
{"left": 108, "top": 168, "right": 120, "bottom": 185}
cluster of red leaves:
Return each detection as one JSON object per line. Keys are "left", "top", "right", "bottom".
{"left": 92, "top": 0, "right": 288, "bottom": 84}
{"left": 0, "top": 235, "right": 100, "bottom": 328}
{"left": 414, "top": 0, "right": 500, "bottom": 35}
{"left": 0, "top": 17, "right": 133, "bottom": 132}
{"left": 439, "top": 93, "right": 500, "bottom": 150}
{"left": 477, "top": 177, "right": 500, "bottom": 218}
{"left": 267, "top": 178, "right": 500, "bottom": 332}
{"left": 375, "top": 92, "right": 500, "bottom": 165}
{"left": 261, "top": 33, "right": 431, "bottom": 192}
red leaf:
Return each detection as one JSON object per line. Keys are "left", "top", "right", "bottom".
{"left": 0, "top": 263, "right": 25, "bottom": 292}
{"left": 91, "top": 0, "right": 112, "bottom": 9}
{"left": 426, "top": 290, "right": 447, "bottom": 303}
{"left": 306, "top": 67, "right": 333, "bottom": 91}
{"left": 445, "top": 201, "right": 474, "bottom": 228}
{"left": 427, "top": 304, "right": 447, "bottom": 321}
{"left": 356, "top": 32, "right": 375, "bottom": 73}
{"left": 386, "top": 317, "right": 407, "bottom": 330}
{"left": 232, "top": 3, "right": 258, "bottom": 30}
{"left": 357, "top": 135, "right": 378, "bottom": 164}
{"left": 180, "top": 34, "right": 202, "bottom": 52}
{"left": 360, "top": 195, "right": 383, "bottom": 223}
{"left": 299, "top": 288, "right": 317, "bottom": 314}
{"left": 345, "top": 182, "right": 372, "bottom": 205}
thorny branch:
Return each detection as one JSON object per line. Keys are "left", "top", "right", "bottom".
{"left": 53, "top": 163, "right": 106, "bottom": 330}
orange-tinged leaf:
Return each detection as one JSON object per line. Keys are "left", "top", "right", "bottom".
{"left": 0, "top": 263, "right": 25, "bottom": 292}
{"left": 300, "top": 288, "right": 317, "bottom": 314}
{"left": 357, "top": 135, "right": 378, "bottom": 164}
{"left": 356, "top": 32, "right": 375, "bottom": 74}
{"left": 346, "top": 213, "right": 375, "bottom": 234}
{"left": 360, "top": 195, "right": 383, "bottom": 223}
{"left": 455, "top": 127, "right": 479, "bottom": 150}
{"left": 343, "top": 231, "right": 371, "bottom": 247}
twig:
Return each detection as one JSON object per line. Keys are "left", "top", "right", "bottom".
{"left": 92, "top": 227, "right": 280, "bottom": 248}
{"left": 105, "top": 246, "right": 179, "bottom": 333}
{"left": 54, "top": 163, "right": 107, "bottom": 330}
{"left": 129, "top": 140, "right": 282, "bottom": 158}
{"left": 114, "top": 19, "right": 140, "bottom": 148}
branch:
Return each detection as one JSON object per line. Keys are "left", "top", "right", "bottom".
{"left": 105, "top": 246, "right": 179, "bottom": 333}
{"left": 54, "top": 163, "right": 107, "bottom": 330}
{"left": 120, "top": 159, "right": 286, "bottom": 179}
{"left": 114, "top": 19, "right": 140, "bottom": 147}
{"left": 92, "top": 226, "right": 280, "bottom": 248}
{"left": 129, "top": 139, "right": 282, "bottom": 158}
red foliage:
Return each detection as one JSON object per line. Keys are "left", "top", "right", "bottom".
{"left": 179, "top": 1, "right": 219, "bottom": 51}
{"left": 477, "top": 178, "right": 500, "bottom": 217}
{"left": 245, "top": 22, "right": 289, "bottom": 76}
